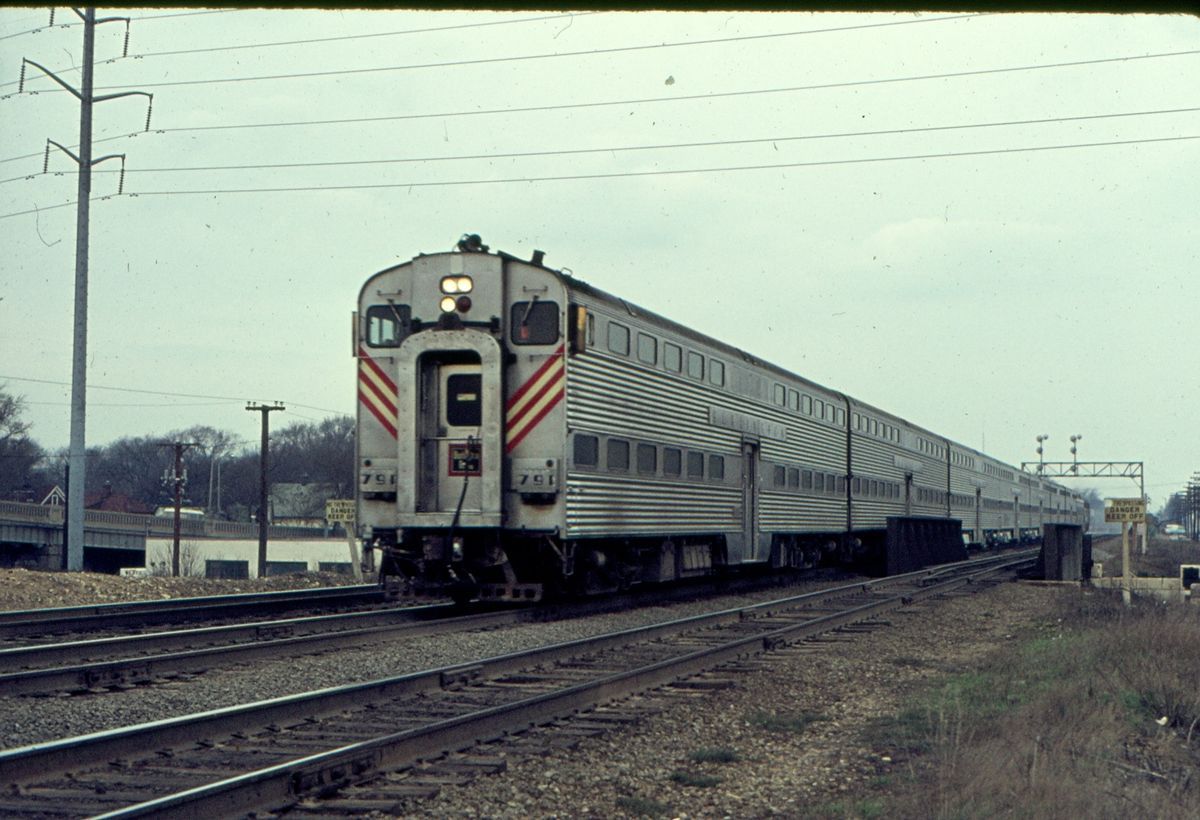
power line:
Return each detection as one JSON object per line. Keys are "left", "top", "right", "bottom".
{"left": 16, "top": 14, "right": 991, "bottom": 92}
{"left": 0, "top": 374, "right": 346, "bottom": 415}
{"left": 0, "top": 8, "right": 241, "bottom": 44}
{"left": 123, "top": 12, "right": 602, "bottom": 59}
{"left": 4, "top": 106, "right": 1192, "bottom": 184}
{"left": 3, "top": 48, "right": 1196, "bottom": 167}
{"left": 2, "top": 133, "right": 1193, "bottom": 219}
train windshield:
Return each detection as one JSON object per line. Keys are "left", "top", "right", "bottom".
{"left": 510, "top": 301, "right": 559, "bottom": 345}
{"left": 365, "top": 304, "right": 411, "bottom": 347}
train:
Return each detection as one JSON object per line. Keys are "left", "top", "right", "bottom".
{"left": 354, "top": 234, "right": 1086, "bottom": 601}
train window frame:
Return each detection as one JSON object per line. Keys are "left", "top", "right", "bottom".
{"left": 607, "top": 438, "right": 630, "bottom": 471}
{"left": 801, "top": 395, "right": 812, "bottom": 415}
{"left": 709, "top": 359, "right": 725, "bottom": 387}
{"left": 686, "top": 451, "right": 704, "bottom": 479}
{"left": 773, "top": 465, "right": 786, "bottom": 487}
{"left": 637, "top": 333, "right": 657, "bottom": 365}
{"left": 788, "top": 390, "right": 800, "bottom": 412}
{"left": 664, "top": 342, "right": 682, "bottom": 372}
{"left": 510, "top": 300, "right": 560, "bottom": 345}
{"left": 686, "top": 351, "right": 704, "bottom": 380}
{"left": 787, "top": 468, "right": 799, "bottom": 489}
{"left": 365, "top": 304, "right": 410, "bottom": 348}
{"left": 852, "top": 477, "right": 862, "bottom": 495}
{"left": 773, "top": 384, "right": 786, "bottom": 407}
{"left": 607, "top": 322, "right": 631, "bottom": 356}
{"left": 663, "top": 447, "right": 682, "bottom": 477}
{"left": 709, "top": 455, "right": 725, "bottom": 481}
{"left": 815, "top": 399, "right": 825, "bottom": 420}
{"left": 815, "top": 472, "right": 826, "bottom": 492}
{"left": 573, "top": 434, "right": 599, "bottom": 468}
{"left": 585, "top": 312, "right": 595, "bottom": 346}
{"left": 802, "top": 469, "right": 813, "bottom": 490}
{"left": 836, "top": 408, "right": 845, "bottom": 426}
{"left": 636, "top": 442, "right": 657, "bottom": 475}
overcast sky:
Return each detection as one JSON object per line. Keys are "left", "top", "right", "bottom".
{"left": 0, "top": 8, "right": 1196, "bottom": 508}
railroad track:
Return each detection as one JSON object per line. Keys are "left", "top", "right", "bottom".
{"left": 0, "top": 568, "right": 849, "bottom": 696}
{"left": 0, "top": 585, "right": 387, "bottom": 644}
{"left": 0, "top": 550, "right": 1035, "bottom": 818}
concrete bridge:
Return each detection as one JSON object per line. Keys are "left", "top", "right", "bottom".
{"left": 0, "top": 501, "right": 332, "bottom": 573}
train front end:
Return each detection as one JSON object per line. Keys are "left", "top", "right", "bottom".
{"left": 355, "top": 236, "right": 569, "bottom": 602}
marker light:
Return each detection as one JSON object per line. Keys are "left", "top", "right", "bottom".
{"left": 456, "top": 295, "right": 472, "bottom": 313}
{"left": 440, "top": 275, "right": 473, "bottom": 294}
{"left": 439, "top": 296, "right": 457, "bottom": 313}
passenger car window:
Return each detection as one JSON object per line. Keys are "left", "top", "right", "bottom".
{"left": 637, "top": 443, "right": 657, "bottom": 474}
{"left": 607, "top": 322, "right": 630, "bottom": 355}
{"left": 709, "top": 359, "right": 725, "bottom": 387}
{"left": 664, "top": 343, "right": 682, "bottom": 372}
{"left": 607, "top": 438, "right": 630, "bottom": 470}
{"left": 774, "top": 465, "right": 786, "bottom": 487}
{"left": 774, "top": 384, "right": 786, "bottom": 406}
{"left": 686, "top": 451, "right": 704, "bottom": 478}
{"left": 802, "top": 395, "right": 812, "bottom": 415}
{"left": 709, "top": 455, "right": 724, "bottom": 480}
{"left": 787, "top": 468, "right": 799, "bottom": 488}
{"left": 510, "top": 301, "right": 560, "bottom": 345}
{"left": 637, "top": 333, "right": 657, "bottom": 365}
{"left": 663, "top": 447, "right": 682, "bottom": 476}
{"left": 366, "top": 304, "right": 410, "bottom": 348}
{"left": 574, "top": 434, "right": 598, "bottom": 467}
{"left": 687, "top": 351, "right": 704, "bottom": 380}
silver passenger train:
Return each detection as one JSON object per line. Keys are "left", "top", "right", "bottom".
{"left": 355, "top": 235, "right": 1086, "bottom": 600}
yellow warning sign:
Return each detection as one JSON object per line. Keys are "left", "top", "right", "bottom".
{"left": 1104, "top": 498, "right": 1145, "bottom": 523}
{"left": 325, "top": 499, "right": 356, "bottom": 523}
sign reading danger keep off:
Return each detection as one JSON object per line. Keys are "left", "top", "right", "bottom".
{"left": 325, "top": 499, "right": 356, "bottom": 523}
{"left": 1104, "top": 498, "right": 1145, "bottom": 523}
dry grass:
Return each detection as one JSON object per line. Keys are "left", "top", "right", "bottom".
{"left": 863, "top": 590, "right": 1200, "bottom": 818}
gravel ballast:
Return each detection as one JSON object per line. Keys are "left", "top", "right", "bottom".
{"left": 0, "top": 569, "right": 1065, "bottom": 818}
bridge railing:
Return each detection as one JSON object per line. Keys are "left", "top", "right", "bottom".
{"left": 0, "top": 501, "right": 328, "bottom": 540}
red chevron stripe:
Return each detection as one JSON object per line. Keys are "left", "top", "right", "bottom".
{"left": 360, "top": 389, "right": 398, "bottom": 439}
{"left": 506, "top": 386, "right": 564, "bottom": 453}
{"left": 506, "top": 366, "right": 564, "bottom": 434}
{"left": 505, "top": 344, "right": 565, "bottom": 411}
{"left": 358, "top": 366, "right": 397, "bottom": 418}
{"left": 357, "top": 348, "right": 398, "bottom": 439}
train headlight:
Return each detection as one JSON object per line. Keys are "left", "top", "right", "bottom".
{"left": 439, "top": 296, "right": 457, "bottom": 313}
{"left": 455, "top": 296, "right": 472, "bottom": 313}
{"left": 440, "top": 275, "right": 473, "bottom": 294}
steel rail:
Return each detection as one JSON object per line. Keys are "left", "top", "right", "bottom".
{"left": 0, "top": 606, "right": 520, "bottom": 697}
{"left": 94, "top": 556, "right": 1031, "bottom": 819}
{"left": 0, "top": 602, "right": 452, "bottom": 672}
{"left": 0, "top": 584, "right": 386, "bottom": 639}
{"left": 0, "top": 552, "right": 1030, "bottom": 788}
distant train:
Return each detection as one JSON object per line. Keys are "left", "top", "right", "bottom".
{"left": 355, "top": 235, "right": 1086, "bottom": 600}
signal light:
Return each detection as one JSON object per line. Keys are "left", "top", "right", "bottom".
{"left": 456, "top": 295, "right": 472, "bottom": 313}
{"left": 440, "top": 275, "right": 473, "bottom": 294}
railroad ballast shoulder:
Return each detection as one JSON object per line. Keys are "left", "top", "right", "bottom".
{"left": 355, "top": 235, "right": 1086, "bottom": 600}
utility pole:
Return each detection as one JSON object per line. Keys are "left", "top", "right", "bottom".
{"left": 21, "top": 8, "right": 152, "bottom": 571}
{"left": 247, "top": 402, "right": 285, "bottom": 577}
{"left": 158, "top": 441, "right": 199, "bottom": 576}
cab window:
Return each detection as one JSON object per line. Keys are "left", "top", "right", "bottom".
{"left": 511, "top": 301, "right": 560, "bottom": 345}
{"left": 366, "top": 304, "right": 410, "bottom": 348}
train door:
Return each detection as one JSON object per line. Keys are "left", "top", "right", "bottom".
{"left": 742, "top": 441, "right": 760, "bottom": 561}
{"left": 974, "top": 488, "right": 982, "bottom": 543}
{"left": 417, "top": 358, "right": 483, "bottom": 514}
{"left": 904, "top": 473, "right": 913, "bottom": 516}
